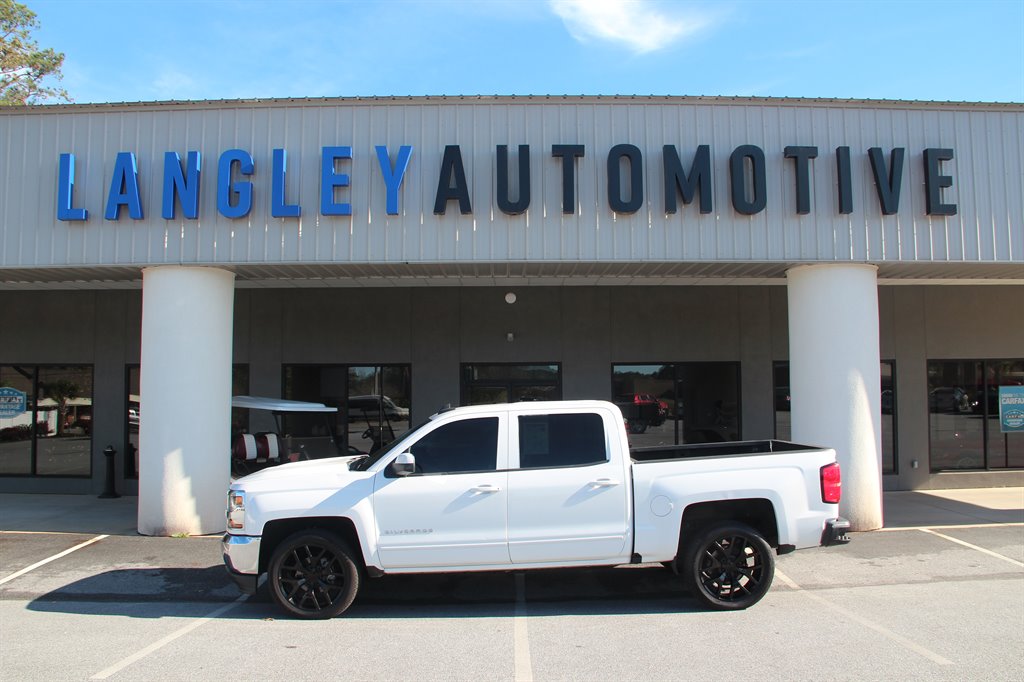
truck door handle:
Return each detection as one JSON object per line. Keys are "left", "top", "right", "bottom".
{"left": 471, "top": 485, "right": 502, "bottom": 494}
{"left": 590, "top": 478, "right": 620, "bottom": 488}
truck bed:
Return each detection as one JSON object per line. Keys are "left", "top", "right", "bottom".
{"left": 630, "top": 439, "right": 822, "bottom": 463}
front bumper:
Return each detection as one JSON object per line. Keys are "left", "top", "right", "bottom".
{"left": 222, "top": 534, "right": 261, "bottom": 594}
{"left": 822, "top": 517, "right": 852, "bottom": 546}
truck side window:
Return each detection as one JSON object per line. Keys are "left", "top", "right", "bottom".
{"left": 409, "top": 417, "right": 498, "bottom": 474}
{"left": 518, "top": 413, "right": 607, "bottom": 469}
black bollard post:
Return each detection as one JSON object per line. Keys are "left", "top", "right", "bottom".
{"left": 99, "top": 445, "right": 120, "bottom": 499}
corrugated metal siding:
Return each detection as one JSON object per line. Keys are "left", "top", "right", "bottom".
{"left": 2, "top": 98, "right": 1021, "bottom": 270}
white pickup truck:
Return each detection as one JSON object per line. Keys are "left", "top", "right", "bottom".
{"left": 223, "top": 400, "right": 850, "bottom": 618}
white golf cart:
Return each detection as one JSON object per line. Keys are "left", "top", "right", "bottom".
{"left": 230, "top": 396, "right": 353, "bottom": 477}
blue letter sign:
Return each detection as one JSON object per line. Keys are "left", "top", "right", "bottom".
{"left": 376, "top": 145, "right": 413, "bottom": 215}
{"left": 271, "top": 149, "right": 301, "bottom": 218}
{"left": 57, "top": 153, "right": 88, "bottom": 221}
{"left": 105, "top": 152, "right": 144, "bottom": 220}
{"left": 321, "top": 146, "right": 353, "bottom": 216}
{"left": 217, "top": 149, "right": 254, "bottom": 218}
{"left": 162, "top": 151, "right": 202, "bottom": 220}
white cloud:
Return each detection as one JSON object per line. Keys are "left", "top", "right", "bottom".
{"left": 151, "top": 68, "right": 200, "bottom": 101}
{"left": 549, "top": 0, "right": 710, "bottom": 54}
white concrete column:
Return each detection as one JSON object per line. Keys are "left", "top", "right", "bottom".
{"left": 138, "top": 267, "right": 235, "bottom": 536}
{"left": 787, "top": 264, "right": 883, "bottom": 531}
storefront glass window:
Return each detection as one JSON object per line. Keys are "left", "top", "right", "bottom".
{"left": 0, "top": 365, "right": 36, "bottom": 475}
{"left": 774, "top": 361, "right": 896, "bottom": 474}
{"left": 347, "top": 365, "right": 412, "bottom": 455}
{"left": 880, "top": 361, "right": 896, "bottom": 475}
{"left": 0, "top": 365, "right": 92, "bottom": 477}
{"left": 462, "top": 364, "right": 561, "bottom": 405}
{"left": 612, "top": 364, "right": 675, "bottom": 446}
{"left": 283, "top": 364, "right": 411, "bottom": 457}
{"left": 928, "top": 359, "right": 1023, "bottom": 471}
{"left": 612, "top": 363, "right": 740, "bottom": 448}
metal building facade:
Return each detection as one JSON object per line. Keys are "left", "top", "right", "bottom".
{"left": 2, "top": 97, "right": 1021, "bottom": 278}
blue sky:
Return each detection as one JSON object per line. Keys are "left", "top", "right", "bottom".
{"left": 29, "top": 0, "right": 1024, "bottom": 104}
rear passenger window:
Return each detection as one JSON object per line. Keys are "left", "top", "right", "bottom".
{"left": 409, "top": 417, "right": 498, "bottom": 474}
{"left": 518, "top": 413, "right": 607, "bottom": 468}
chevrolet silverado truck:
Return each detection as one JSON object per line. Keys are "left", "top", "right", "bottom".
{"left": 223, "top": 400, "right": 849, "bottom": 618}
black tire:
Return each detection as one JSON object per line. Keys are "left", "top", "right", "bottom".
{"left": 682, "top": 522, "right": 774, "bottom": 611}
{"left": 268, "top": 530, "right": 360, "bottom": 619}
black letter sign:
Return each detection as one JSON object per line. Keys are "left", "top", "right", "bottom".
{"left": 434, "top": 145, "right": 472, "bottom": 215}
{"left": 868, "top": 147, "right": 905, "bottom": 215}
{"left": 784, "top": 146, "right": 818, "bottom": 215}
{"left": 496, "top": 145, "right": 531, "bottom": 215}
{"left": 551, "top": 144, "right": 585, "bottom": 214}
{"left": 729, "top": 145, "right": 767, "bottom": 215}
{"left": 663, "top": 145, "right": 712, "bottom": 214}
{"left": 924, "top": 148, "right": 957, "bottom": 216}
{"left": 607, "top": 144, "right": 643, "bottom": 213}
{"left": 836, "top": 146, "right": 853, "bottom": 214}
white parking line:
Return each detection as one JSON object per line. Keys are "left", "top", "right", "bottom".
{"left": 774, "top": 568, "right": 954, "bottom": 666}
{"left": 514, "top": 573, "right": 533, "bottom": 682}
{"left": 0, "top": 534, "right": 108, "bottom": 586}
{"left": 90, "top": 594, "right": 249, "bottom": 680}
{"left": 918, "top": 528, "right": 1024, "bottom": 567}
{"left": 878, "top": 522, "right": 1024, "bottom": 532}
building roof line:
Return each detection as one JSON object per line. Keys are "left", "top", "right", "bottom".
{"left": 3, "top": 94, "right": 1022, "bottom": 115}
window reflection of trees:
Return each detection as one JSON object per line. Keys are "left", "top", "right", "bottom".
{"left": 0, "top": 365, "right": 92, "bottom": 477}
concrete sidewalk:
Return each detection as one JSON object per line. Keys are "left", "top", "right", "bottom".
{"left": 0, "top": 493, "right": 139, "bottom": 536}
{"left": 1, "top": 488, "right": 1021, "bottom": 536}
{"left": 882, "top": 487, "right": 1024, "bottom": 528}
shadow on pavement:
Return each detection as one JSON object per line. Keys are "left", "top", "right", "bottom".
{"left": 25, "top": 564, "right": 697, "bottom": 620}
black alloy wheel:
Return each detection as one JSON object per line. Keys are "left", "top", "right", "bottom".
{"left": 683, "top": 522, "right": 775, "bottom": 610}
{"left": 268, "top": 531, "right": 360, "bottom": 619}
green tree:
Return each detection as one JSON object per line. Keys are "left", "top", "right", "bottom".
{"left": 1, "top": 0, "right": 68, "bottom": 105}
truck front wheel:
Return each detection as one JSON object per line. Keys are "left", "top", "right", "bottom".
{"left": 682, "top": 522, "right": 775, "bottom": 610}
{"left": 268, "top": 530, "right": 360, "bottom": 619}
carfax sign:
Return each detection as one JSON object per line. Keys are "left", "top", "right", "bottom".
{"left": 999, "top": 386, "right": 1024, "bottom": 433}
{"left": 0, "top": 387, "right": 28, "bottom": 419}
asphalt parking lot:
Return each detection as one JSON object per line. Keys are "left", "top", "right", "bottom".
{"left": 1, "top": 490, "right": 1022, "bottom": 681}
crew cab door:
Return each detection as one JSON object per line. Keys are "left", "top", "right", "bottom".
{"left": 372, "top": 414, "right": 510, "bottom": 569}
{"left": 507, "top": 409, "right": 631, "bottom": 564}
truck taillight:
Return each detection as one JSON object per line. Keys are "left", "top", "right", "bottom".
{"left": 820, "top": 462, "right": 842, "bottom": 504}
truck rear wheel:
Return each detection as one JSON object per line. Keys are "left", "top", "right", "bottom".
{"left": 268, "top": 530, "right": 360, "bottom": 619}
{"left": 682, "top": 522, "right": 774, "bottom": 610}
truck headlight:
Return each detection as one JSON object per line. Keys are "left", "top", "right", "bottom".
{"left": 227, "top": 490, "right": 246, "bottom": 530}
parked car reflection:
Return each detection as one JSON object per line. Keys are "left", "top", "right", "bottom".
{"left": 347, "top": 395, "right": 409, "bottom": 422}
{"left": 614, "top": 393, "right": 667, "bottom": 433}
{"left": 929, "top": 387, "right": 971, "bottom": 414}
